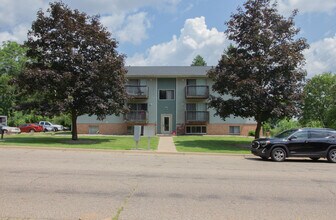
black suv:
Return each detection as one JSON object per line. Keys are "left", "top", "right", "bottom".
{"left": 251, "top": 128, "right": 336, "bottom": 162}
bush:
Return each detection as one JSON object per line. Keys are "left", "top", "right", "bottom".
{"left": 248, "top": 130, "right": 255, "bottom": 136}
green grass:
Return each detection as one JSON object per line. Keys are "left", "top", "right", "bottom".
{"left": 173, "top": 135, "right": 253, "bottom": 154}
{"left": 0, "top": 133, "right": 159, "bottom": 150}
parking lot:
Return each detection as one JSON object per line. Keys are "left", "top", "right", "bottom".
{"left": 0, "top": 147, "right": 335, "bottom": 219}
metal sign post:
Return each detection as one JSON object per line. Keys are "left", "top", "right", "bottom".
{"left": 0, "top": 125, "right": 3, "bottom": 140}
{"left": 143, "top": 125, "right": 155, "bottom": 150}
{"left": 133, "top": 125, "right": 141, "bottom": 150}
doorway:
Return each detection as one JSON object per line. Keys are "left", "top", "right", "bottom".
{"left": 161, "top": 114, "right": 172, "bottom": 134}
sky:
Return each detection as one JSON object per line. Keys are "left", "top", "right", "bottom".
{"left": 1, "top": 0, "right": 336, "bottom": 78}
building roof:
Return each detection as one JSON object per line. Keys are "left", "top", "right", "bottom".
{"left": 126, "top": 66, "right": 213, "bottom": 78}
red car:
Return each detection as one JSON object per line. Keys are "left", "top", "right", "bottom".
{"left": 19, "top": 123, "right": 44, "bottom": 133}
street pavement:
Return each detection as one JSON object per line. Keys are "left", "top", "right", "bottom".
{"left": 0, "top": 147, "right": 335, "bottom": 220}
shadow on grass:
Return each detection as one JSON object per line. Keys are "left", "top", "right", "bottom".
{"left": 174, "top": 140, "right": 250, "bottom": 152}
{"left": 1, "top": 136, "right": 113, "bottom": 146}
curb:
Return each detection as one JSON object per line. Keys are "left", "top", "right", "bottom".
{"left": 0, "top": 145, "right": 251, "bottom": 157}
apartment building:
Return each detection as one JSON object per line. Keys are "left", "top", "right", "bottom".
{"left": 77, "top": 66, "right": 257, "bottom": 135}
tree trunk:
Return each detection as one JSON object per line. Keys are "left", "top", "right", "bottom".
{"left": 254, "top": 121, "right": 262, "bottom": 139}
{"left": 71, "top": 111, "right": 78, "bottom": 141}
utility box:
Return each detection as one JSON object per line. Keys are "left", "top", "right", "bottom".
{"left": 133, "top": 125, "right": 142, "bottom": 141}
{"left": 0, "top": 116, "right": 7, "bottom": 126}
{"left": 143, "top": 125, "right": 155, "bottom": 137}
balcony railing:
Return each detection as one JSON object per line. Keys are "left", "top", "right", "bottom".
{"left": 124, "top": 110, "right": 148, "bottom": 123}
{"left": 185, "top": 111, "right": 209, "bottom": 124}
{"left": 126, "top": 85, "right": 148, "bottom": 99}
{"left": 185, "top": 85, "right": 209, "bottom": 99}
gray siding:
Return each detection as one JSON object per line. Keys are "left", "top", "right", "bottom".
{"left": 157, "top": 78, "right": 176, "bottom": 133}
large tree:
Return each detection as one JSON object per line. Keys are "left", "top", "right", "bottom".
{"left": 301, "top": 73, "right": 336, "bottom": 129}
{"left": 208, "top": 0, "right": 309, "bottom": 138}
{"left": 15, "top": 2, "right": 128, "bottom": 140}
{"left": 191, "top": 55, "right": 207, "bottom": 66}
{"left": 0, "top": 41, "right": 28, "bottom": 118}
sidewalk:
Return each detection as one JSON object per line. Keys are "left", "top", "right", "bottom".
{"left": 157, "top": 136, "right": 177, "bottom": 152}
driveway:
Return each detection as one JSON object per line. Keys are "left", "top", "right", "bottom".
{"left": 0, "top": 148, "right": 335, "bottom": 219}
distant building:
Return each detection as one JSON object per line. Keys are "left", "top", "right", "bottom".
{"left": 77, "top": 66, "right": 256, "bottom": 135}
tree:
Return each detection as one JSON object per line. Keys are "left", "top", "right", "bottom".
{"left": 301, "top": 73, "right": 336, "bottom": 129}
{"left": 15, "top": 2, "right": 128, "bottom": 140}
{"left": 191, "top": 55, "right": 207, "bottom": 66}
{"left": 0, "top": 41, "right": 28, "bottom": 117}
{"left": 207, "top": 0, "right": 309, "bottom": 138}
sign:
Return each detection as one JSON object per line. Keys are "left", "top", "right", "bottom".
{"left": 133, "top": 125, "right": 142, "bottom": 150}
{"left": 0, "top": 116, "right": 7, "bottom": 126}
{"left": 144, "top": 125, "right": 156, "bottom": 150}
{"left": 143, "top": 125, "right": 155, "bottom": 137}
{"left": 133, "top": 125, "right": 141, "bottom": 141}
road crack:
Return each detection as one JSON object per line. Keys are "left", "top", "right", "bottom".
{"left": 112, "top": 183, "right": 138, "bottom": 220}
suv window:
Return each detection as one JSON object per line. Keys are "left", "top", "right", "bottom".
{"left": 292, "top": 131, "right": 308, "bottom": 140}
{"left": 310, "top": 131, "right": 329, "bottom": 138}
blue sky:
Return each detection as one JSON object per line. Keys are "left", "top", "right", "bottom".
{"left": 1, "top": 0, "right": 336, "bottom": 77}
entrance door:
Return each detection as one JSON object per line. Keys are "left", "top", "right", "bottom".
{"left": 161, "top": 114, "right": 172, "bottom": 134}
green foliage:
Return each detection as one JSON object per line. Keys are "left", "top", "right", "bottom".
{"left": 0, "top": 41, "right": 28, "bottom": 76}
{"left": 52, "top": 114, "right": 71, "bottom": 127}
{"left": 208, "top": 0, "right": 308, "bottom": 138}
{"left": 271, "top": 118, "right": 300, "bottom": 136}
{"left": 0, "top": 41, "right": 28, "bottom": 118}
{"left": 248, "top": 130, "right": 255, "bottom": 136}
{"left": 304, "top": 120, "right": 324, "bottom": 128}
{"left": 15, "top": 2, "right": 128, "bottom": 140}
{"left": 191, "top": 55, "right": 207, "bottom": 66}
{"left": 301, "top": 73, "right": 336, "bottom": 129}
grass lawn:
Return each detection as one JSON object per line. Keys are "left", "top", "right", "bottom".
{"left": 0, "top": 133, "right": 159, "bottom": 151}
{"left": 173, "top": 135, "right": 253, "bottom": 154}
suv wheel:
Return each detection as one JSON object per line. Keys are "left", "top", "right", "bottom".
{"left": 327, "top": 149, "right": 336, "bottom": 163}
{"left": 271, "top": 147, "right": 286, "bottom": 162}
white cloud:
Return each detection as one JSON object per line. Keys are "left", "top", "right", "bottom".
{"left": 127, "top": 16, "right": 227, "bottom": 66}
{"left": 277, "top": 0, "right": 336, "bottom": 15}
{"left": 117, "top": 12, "right": 151, "bottom": 44}
{"left": 0, "top": 0, "right": 180, "bottom": 44}
{"left": 304, "top": 35, "right": 336, "bottom": 77}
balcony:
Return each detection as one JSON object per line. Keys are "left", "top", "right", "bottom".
{"left": 124, "top": 110, "right": 148, "bottom": 123}
{"left": 185, "top": 111, "right": 209, "bottom": 124}
{"left": 185, "top": 85, "right": 209, "bottom": 99}
{"left": 126, "top": 85, "right": 148, "bottom": 99}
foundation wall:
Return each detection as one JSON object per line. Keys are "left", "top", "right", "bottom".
{"left": 77, "top": 123, "right": 127, "bottom": 135}
{"left": 207, "top": 123, "right": 257, "bottom": 136}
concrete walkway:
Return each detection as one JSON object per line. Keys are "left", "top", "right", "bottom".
{"left": 157, "top": 136, "right": 177, "bottom": 152}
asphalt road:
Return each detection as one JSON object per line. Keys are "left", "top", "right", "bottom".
{"left": 0, "top": 147, "right": 335, "bottom": 220}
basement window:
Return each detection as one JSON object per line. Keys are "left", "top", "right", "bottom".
{"left": 185, "top": 126, "right": 207, "bottom": 134}
{"left": 229, "top": 126, "right": 240, "bottom": 135}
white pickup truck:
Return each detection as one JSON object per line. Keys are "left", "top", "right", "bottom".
{"left": 39, "top": 121, "right": 64, "bottom": 132}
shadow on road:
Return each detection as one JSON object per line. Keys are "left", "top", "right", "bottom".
{"left": 245, "top": 156, "right": 330, "bottom": 163}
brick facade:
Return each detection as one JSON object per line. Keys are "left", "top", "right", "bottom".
{"left": 207, "top": 123, "right": 257, "bottom": 136}
{"left": 77, "top": 123, "right": 127, "bottom": 135}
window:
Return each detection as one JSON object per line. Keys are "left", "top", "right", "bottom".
{"left": 159, "top": 90, "right": 174, "bottom": 100}
{"left": 186, "top": 103, "right": 196, "bottom": 111}
{"left": 127, "top": 79, "right": 140, "bottom": 86}
{"left": 310, "top": 131, "right": 329, "bottom": 139}
{"left": 186, "top": 79, "right": 196, "bottom": 85}
{"left": 129, "top": 103, "right": 147, "bottom": 111}
{"left": 185, "top": 126, "right": 207, "bottom": 134}
{"left": 292, "top": 131, "right": 308, "bottom": 140}
{"left": 127, "top": 126, "right": 144, "bottom": 135}
{"left": 229, "top": 126, "right": 240, "bottom": 135}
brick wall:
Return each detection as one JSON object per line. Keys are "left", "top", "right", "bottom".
{"left": 77, "top": 123, "right": 127, "bottom": 135}
{"left": 207, "top": 123, "right": 257, "bottom": 136}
